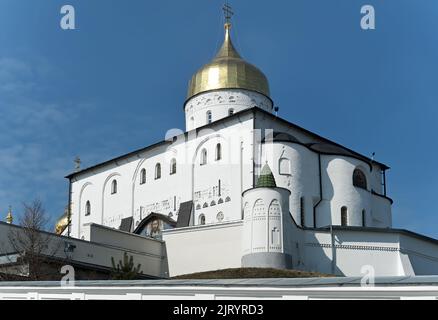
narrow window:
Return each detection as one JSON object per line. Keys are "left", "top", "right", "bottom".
{"left": 341, "top": 206, "right": 348, "bottom": 226}
{"left": 111, "top": 180, "right": 118, "bottom": 194}
{"left": 206, "top": 111, "right": 212, "bottom": 124}
{"left": 170, "top": 158, "right": 177, "bottom": 175}
{"left": 85, "top": 201, "right": 91, "bottom": 216}
{"left": 199, "top": 214, "right": 206, "bottom": 225}
{"left": 140, "top": 169, "right": 146, "bottom": 185}
{"left": 215, "top": 143, "right": 222, "bottom": 161}
{"left": 353, "top": 168, "right": 367, "bottom": 190}
{"left": 362, "top": 209, "right": 366, "bottom": 227}
{"left": 300, "top": 197, "right": 305, "bottom": 227}
{"left": 218, "top": 179, "right": 221, "bottom": 196}
{"left": 228, "top": 108, "right": 234, "bottom": 116}
{"left": 155, "top": 163, "right": 161, "bottom": 180}
{"left": 200, "top": 148, "right": 207, "bottom": 166}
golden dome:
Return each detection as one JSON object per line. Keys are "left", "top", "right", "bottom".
{"left": 55, "top": 206, "right": 70, "bottom": 235}
{"left": 6, "top": 206, "right": 13, "bottom": 224}
{"left": 187, "top": 22, "right": 270, "bottom": 99}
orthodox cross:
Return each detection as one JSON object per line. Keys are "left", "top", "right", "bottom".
{"left": 74, "top": 156, "right": 81, "bottom": 172}
{"left": 223, "top": 2, "right": 234, "bottom": 24}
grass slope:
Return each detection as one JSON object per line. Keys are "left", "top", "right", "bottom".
{"left": 172, "top": 267, "right": 333, "bottom": 279}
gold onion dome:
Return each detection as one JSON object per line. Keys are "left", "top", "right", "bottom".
{"left": 55, "top": 206, "right": 70, "bottom": 235}
{"left": 187, "top": 22, "right": 270, "bottom": 99}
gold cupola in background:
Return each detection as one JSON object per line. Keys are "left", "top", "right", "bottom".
{"left": 187, "top": 13, "right": 270, "bottom": 100}
{"left": 55, "top": 206, "right": 70, "bottom": 235}
{"left": 6, "top": 206, "right": 13, "bottom": 224}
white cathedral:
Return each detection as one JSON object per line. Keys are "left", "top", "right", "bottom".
{"left": 54, "top": 15, "right": 438, "bottom": 278}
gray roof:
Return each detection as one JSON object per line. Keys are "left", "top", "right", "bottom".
{"left": 1, "top": 276, "right": 438, "bottom": 288}
{"left": 176, "top": 201, "right": 193, "bottom": 228}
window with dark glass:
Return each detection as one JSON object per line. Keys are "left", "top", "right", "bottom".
{"left": 353, "top": 168, "right": 367, "bottom": 190}
{"left": 200, "top": 149, "right": 207, "bottom": 165}
{"left": 85, "top": 201, "right": 91, "bottom": 216}
{"left": 111, "top": 180, "right": 117, "bottom": 194}
{"left": 140, "top": 169, "right": 146, "bottom": 185}
{"left": 170, "top": 158, "right": 177, "bottom": 175}
{"left": 215, "top": 143, "right": 222, "bottom": 161}
{"left": 341, "top": 206, "right": 348, "bottom": 226}
{"left": 155, "top": 163, "right": 161, "bottom": 180}
{"left": 362, "top": 209, "right": 366, "bottom": 227}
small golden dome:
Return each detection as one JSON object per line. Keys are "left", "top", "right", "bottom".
{"left": 187, "top": 22, "right": 270, "bottom": 99}
{"left": 6, "top": 206, "right": 13, "bottom": 224}
{"left": 55, "top": 206, "right": 70, "bottom": 235}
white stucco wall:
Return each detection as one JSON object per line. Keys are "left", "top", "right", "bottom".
{"left": 162, "top": 221, "right": 243, "bottom": 277}
{"left": 70, "top": 113, "right": 256, "bottom": 240}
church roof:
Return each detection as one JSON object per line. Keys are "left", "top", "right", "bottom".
{"left": 256, "top": 164, "right": 277, "bottom": 188}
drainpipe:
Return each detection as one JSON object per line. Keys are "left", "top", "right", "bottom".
{"left": 330, "top": 224, "right": 336, "bottom": 275}
{"left": 67, "top": 177, "right": 72, "bottom": 238}
{"left": 312, "top": 154, "right": 323, "bottom": 228}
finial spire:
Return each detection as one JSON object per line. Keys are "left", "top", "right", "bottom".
{"left": 223, "top": 2, "right": 234, "bottom": 28}
{"left": 6, "top": 206, "right": 13, "bottom": 224}
{"left": 74, "top": 156, "right": 81, "bottom": 172}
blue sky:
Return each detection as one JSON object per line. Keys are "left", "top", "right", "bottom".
{"left": 0, "top": 0, "right": 437, "bottom": 237}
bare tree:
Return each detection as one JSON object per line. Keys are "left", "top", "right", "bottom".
{"left": 0, "top": 199, "right": 62, "bottom": 281}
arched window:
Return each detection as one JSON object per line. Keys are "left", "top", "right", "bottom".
{"left": 362, "top": 209, "right": 366, "bottom": 227}
{"left": 196, "top": 204, "right": 201, "bottom": 210}
{"left": 218, "top": 198, "right": 224, "bottom": 204}
{"left": 170, "top": 158, "right": 177, "bottom": 175}
{"left": 210, "top": 200, "right": 216, "bottom": 206}
{"left": 140, "top": 169, "right": 146, "bottom": 185}
{"left": 353, "top": 168, "right": 367, "bottom": 190}
{"left": 155, "top": 163, "right": 161, "bottom": 180}
{"left": 206, "top": 111, "right": 212, "bottom": 124}
{"left": 85, "top": 201, "right": 91, "bottom": 216}
{"left": 215, "top": 143, "right": 222, "bottom": 161}
{"left": 341, "top": 206, "right": 348, "bottom": 226}
{"left": 228, "top": 108, "right": 234, "bottom": 116}
{"left": 300, "top": 197, "right": 305, "bottom": 227}
{"left": 199, "top": 214, "right": 206, "bottom": 225}
{"left": 225, "top": 196, "right": 231, "bottom": 202}
{"left": 203, "top": 202, "right": 208, "bottom": 208}
{"left": 111, "top": 180, "right": 118, "bottom": 194}
{"left": 200, "top": 149, "right": 207, "bottom": 166}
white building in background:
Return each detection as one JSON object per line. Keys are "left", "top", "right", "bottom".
{"left": 54, "top": 15, "right": 438, "bottom": 278}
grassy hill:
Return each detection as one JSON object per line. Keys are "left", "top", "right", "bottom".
{"left": 172, "top": 267, "right": 333, "bottom": 279}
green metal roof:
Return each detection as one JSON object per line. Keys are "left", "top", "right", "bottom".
{"left": 256, "top": 164, "right": 277, "bottom": 188}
